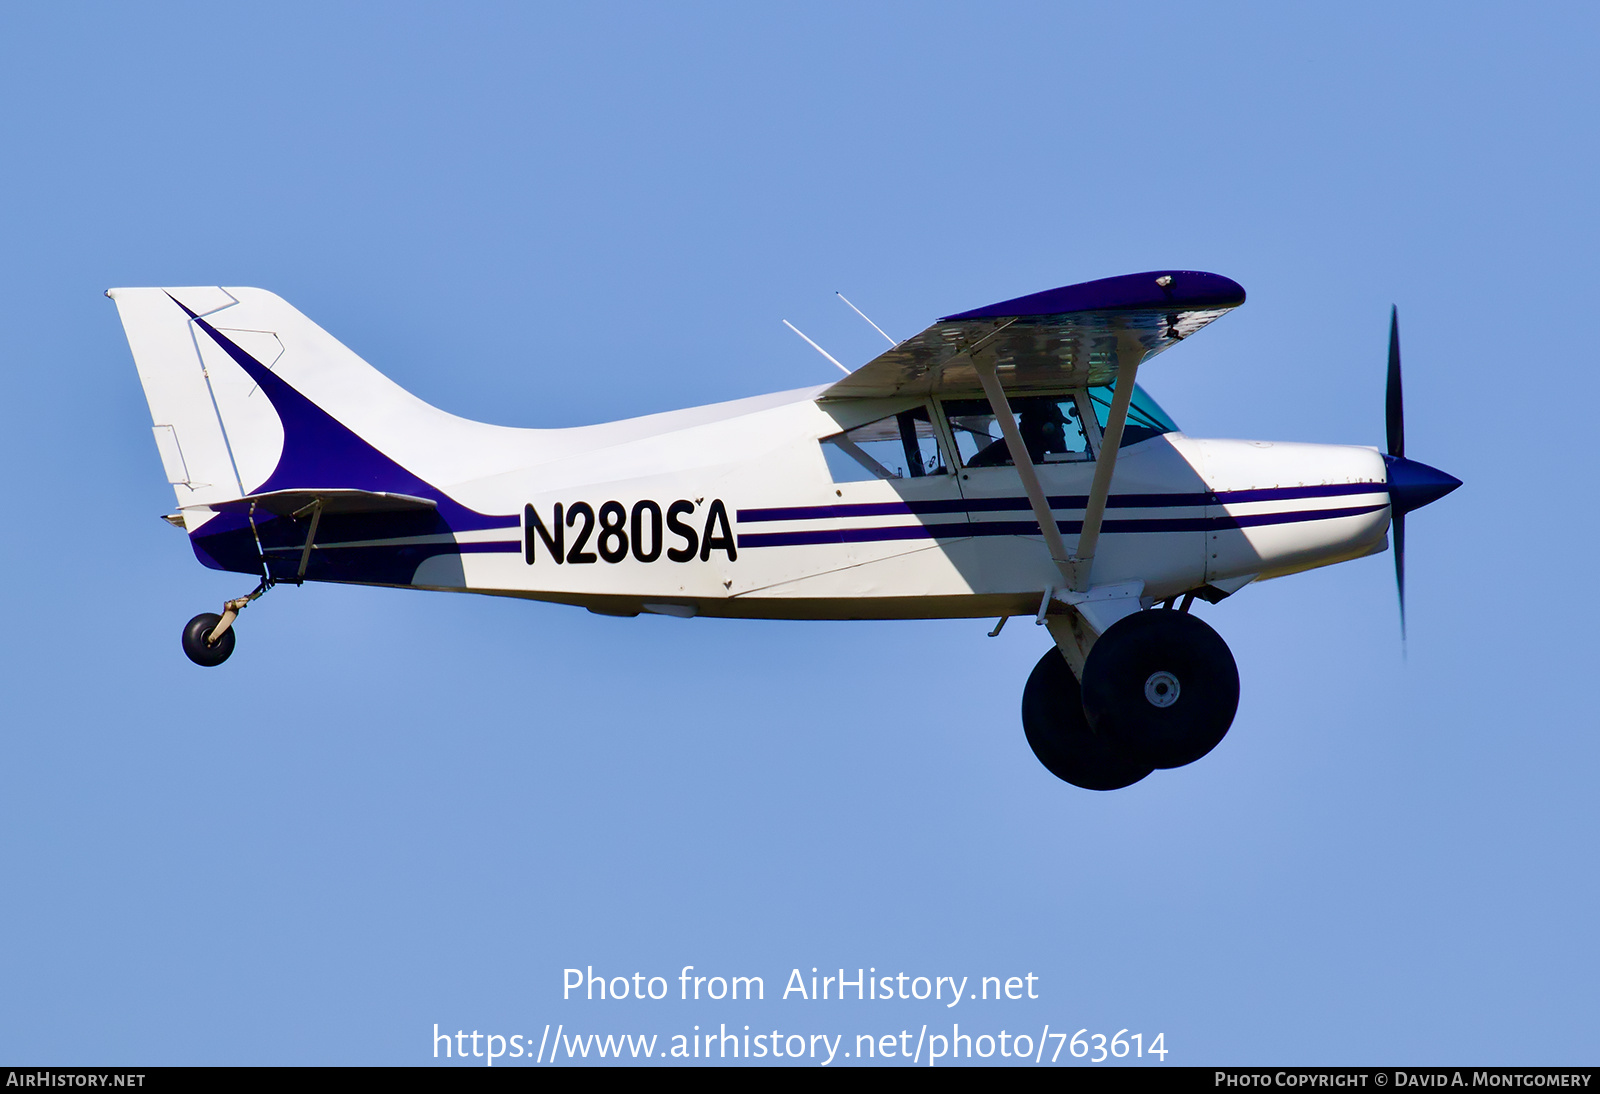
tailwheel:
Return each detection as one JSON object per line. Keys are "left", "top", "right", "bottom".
{"left": 1080, "top": 610, "right": 1239, "bottom": 769}
{"left": 182, "top": 612, "right": 236, "bottom": 667}
{"left": 179, "top": 578, "right": 271, "bottom": 667}
{"left": 1022, "top": 648, "right": 1152, "bottom": 791}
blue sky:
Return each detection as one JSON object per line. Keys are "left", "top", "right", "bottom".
{"left": 1, "top": 2, "right": 1596, "bottom": 1065}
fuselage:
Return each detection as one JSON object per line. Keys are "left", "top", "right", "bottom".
{"left": 193, "top": 383, "right": 1391, "bottom": 621}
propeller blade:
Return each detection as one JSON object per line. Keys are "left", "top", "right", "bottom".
{"left": 1393, "top": 510, "right": 1406, "bottom": 644}
{"left": 1386, "top": 305, "right": 1404, "bottom": 458}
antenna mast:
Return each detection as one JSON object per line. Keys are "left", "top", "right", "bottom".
{"left": 836, "top": 292, "right": 897, "bottom": 346}
{"left": 782, "top": 320, "right": 850, "bottom": 375}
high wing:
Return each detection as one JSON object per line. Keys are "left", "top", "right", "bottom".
{"left": 819, "top": 270, "right": 1246, "bottom": 400}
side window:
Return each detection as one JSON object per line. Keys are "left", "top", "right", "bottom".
{"left": 942, "top": 396, "right": 1091, "bottom": 468}
{"left": 820, "top": 406, "right": 948, "bottom": 482}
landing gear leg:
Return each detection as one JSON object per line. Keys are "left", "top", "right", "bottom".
{"left": 1022, "top": 648, "right": 1153, "bottom": 791}
{"left": 180, "top": 578, "right": 272, "bottom": 667}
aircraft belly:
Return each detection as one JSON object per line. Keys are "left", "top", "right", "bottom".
{"left": 451, "top": 536, "right": 736, "bottom": 599}
{"left": 728, "top": 539, "right": 978, "bottom": 602}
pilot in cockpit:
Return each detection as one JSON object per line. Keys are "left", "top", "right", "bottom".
{"left": 966, "top": 399, "right": 1074, "bottom": 467}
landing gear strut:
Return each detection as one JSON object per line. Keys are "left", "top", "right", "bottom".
{"left": 180, "top": 579, "right": 272, "bottom": 667}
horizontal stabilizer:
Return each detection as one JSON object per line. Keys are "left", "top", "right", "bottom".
{"left": 196, "top": 489, "right": 438, "bottom": 518}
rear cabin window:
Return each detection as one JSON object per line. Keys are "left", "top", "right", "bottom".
{"left": 820, "top": 406, "right": 948, "bottom": 482}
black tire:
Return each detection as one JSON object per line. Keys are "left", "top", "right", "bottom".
{"left": 1021, "top": 648, "right": 1153, "bottom": 791}
{"left": 182, "top": 612, "right": 236, "bottom": 667}
{"left": 1081, "top": 610, "right": 1238, "bottom": 769}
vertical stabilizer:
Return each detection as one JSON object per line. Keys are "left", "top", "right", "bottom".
{"left": 108, "top": 286, "right": 530, "bottom": 577}
{"left": 109, "top": 287, "right": 248, "bottom": 514}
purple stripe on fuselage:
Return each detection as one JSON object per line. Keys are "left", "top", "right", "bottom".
{"left": 737, "top": 482, "right": 1385, "bottom": 524}
{"left": 734, "top": 503, "right": 1388, "bottom": 549}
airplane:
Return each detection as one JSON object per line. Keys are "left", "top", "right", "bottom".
{"left": 108, "top": 271, "right": 1460, "bottom": 790}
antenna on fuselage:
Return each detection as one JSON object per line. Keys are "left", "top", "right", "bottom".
{"left": 782, "top": 319, "right": 851, "bottom": 375}
{"left": 836, "top": 292, "right": 897, "bottom": 346}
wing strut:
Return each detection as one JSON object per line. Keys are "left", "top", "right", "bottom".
{"left": 972, "top": 354, "right": 1075, "bottom": 588}
{"left": 1069, "top": 331, "right": 1145, "bottom": 591}
{"left": 971, "top": 329, "right": 1147, "bottom": 593}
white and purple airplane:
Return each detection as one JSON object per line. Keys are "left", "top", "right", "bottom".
{"left": 110, "top": 271, "right": 1458, "bottom": 790}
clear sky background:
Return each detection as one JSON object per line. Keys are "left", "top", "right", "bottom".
{"left": 1, "top": 2, "right": 1595, "bottom": 1066}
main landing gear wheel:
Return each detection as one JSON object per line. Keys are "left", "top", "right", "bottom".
{"left": 181, "top": 612, "right": 236, "bottom": 667}
{"left": 1080, "top": 610, "right": 1239, "bottom": 770}
{"left": 1022, "top": 648, "right": 1153, "bottom": 791}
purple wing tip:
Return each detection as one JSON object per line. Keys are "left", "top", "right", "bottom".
{"left": 939, "top": 271, "right": 1246, "bottom": 322}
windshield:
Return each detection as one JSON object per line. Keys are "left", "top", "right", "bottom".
{"left": 1087, "top": 382, "right": 1179, "bottom": 447}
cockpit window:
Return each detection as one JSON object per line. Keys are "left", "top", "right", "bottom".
{"left": 1087, "top": 383, "right": 1179, "bottom": 448}
{"left": 942, "top": 396, "right": 1092, "bottom": 467}
{"left": 820, "top": 406, "right": 948, "bottom": 482}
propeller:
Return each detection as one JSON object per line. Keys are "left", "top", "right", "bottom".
{"left": 1387, "top": 306, "right": 1407, "bottom": 637}
{"left": 1387, "top": 306, "right": 1404, "bottom": 460}
{"left": 1381, "top": 306, "right": 1461, "bottom": 642}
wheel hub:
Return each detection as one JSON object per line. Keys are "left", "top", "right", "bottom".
{"left": 1144, "top": 671, "right": 1180, "bottom": 708}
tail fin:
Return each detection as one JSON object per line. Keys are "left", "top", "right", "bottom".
{"left": 109, "top": 286, "right": 506, "bottom": 516}
{"left": 110, "top": 287, "right": 527, "bottom": 580}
